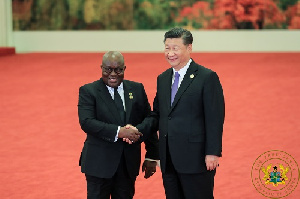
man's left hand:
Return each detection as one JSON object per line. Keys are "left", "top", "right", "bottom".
{"left": 142, "top": 160, "right": 157, "bottom": 179}
{"left": 205, "top": 155, "right": 219, "bottom": 171}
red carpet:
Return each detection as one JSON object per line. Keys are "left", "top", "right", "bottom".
{"left": 0, "top": 53, "right": 299, "bottom": 198}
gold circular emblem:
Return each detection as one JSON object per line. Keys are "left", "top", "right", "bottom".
{"left": 251, "top": 150, "right": 299, "bottom": 198}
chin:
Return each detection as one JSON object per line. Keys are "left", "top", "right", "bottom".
{"left": 106, "top": 81, "right": 116, "bottom": 86}
{"left": 109, "top": 84, "right": 118, "bottom": 88}
{"left": 168, "top": 61, "right": 178, "bottom": 67}
{"left": 170, "top": 64, "right": 178, "bottom": 68}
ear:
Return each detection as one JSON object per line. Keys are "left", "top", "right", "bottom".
{"left": 187, "top": 44, "right": 192, "bottom": 52}
{"left": 123, "top": 66, "right": 127, "bottom": 71}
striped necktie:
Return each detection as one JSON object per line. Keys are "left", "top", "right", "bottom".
{"left": 171, "top": 72, "right": 180, "bottom": 105}
{"left": 114, "top": 87, "right": 125, "bottom": 125}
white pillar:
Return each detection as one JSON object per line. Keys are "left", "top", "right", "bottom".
{"left": 0, "top": 0, "right": 13, "bottom": 47}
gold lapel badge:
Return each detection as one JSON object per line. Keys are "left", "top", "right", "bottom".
{"left": 129, "top": 93, "right": 133, "bottom": 99}
{"left": 190, "top": 74, "right": 194, "bottom": 79}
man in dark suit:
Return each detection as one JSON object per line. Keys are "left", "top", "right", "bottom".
{"left": 153, "top": 27, "right": 225, "bottom": 199}
{"left": 78, "top": 51, "right": 159, "bottom": 199}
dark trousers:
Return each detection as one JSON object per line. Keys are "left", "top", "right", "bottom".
{"left": 85, "top": 154, "right": 136, "bottom": 199}
{"left": 162, "top": 142, "right": 216, "bottom": 199}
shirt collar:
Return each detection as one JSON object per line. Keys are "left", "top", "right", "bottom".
{"left": 106, "top": 82, "right": 124, "bottom": 92}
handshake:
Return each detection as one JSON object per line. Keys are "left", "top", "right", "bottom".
{"left": 118, "top": 124, "right": 143, "bottom": 144}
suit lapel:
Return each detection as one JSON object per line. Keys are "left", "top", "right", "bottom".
{"left": 161, "top": 69, "right": 173, "bottom": 110}
{"left": 170, "top": 61, "right": 198, "bottom": 112}
{"left": 123, "top": 81, "right": 133, "bottom": 124}
{"left": 97, "top": 79, "right": 123, "bottom": 124}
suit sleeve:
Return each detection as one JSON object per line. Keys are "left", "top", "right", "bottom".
{"left": 135, "top": 83, "right": 157, "bottom": 139}
{"left": 78, "top": 85, "right": 118, "bottom": 142}
{"left": 203, "top": 72, "right": 225, "bottom": 157}
{"left": 135, "top": 83, "right": 159, "bottom": 160}
{"left": 144, "top": 131, "right": 159, "bottom": 160}
{"left": 152, "top": 77, "right": 160, "bottom": 128}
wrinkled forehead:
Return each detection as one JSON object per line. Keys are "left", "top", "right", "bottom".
{"left": 102, "top": 56, "right": 124, "bottom": 67}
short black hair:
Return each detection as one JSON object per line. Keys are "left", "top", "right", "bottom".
{"left": 164, "top": 27, "right": 193, "bottom": 45}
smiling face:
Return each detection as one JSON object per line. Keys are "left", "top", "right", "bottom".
{"left": 164, "top": 37, "right": 192, "bottom": 71}
{"left": 101, "top": 51, "right": 126, "bottom": 88}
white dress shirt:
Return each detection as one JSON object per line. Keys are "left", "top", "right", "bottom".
{"left": 172, "top": 59, "right": 192, "bottom": 89}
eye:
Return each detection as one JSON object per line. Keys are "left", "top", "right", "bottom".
{"left": 104, "top": 67, "right": 112, "bottom": 73}
{"left": 116, "top": 68, "right": 123, "bottom": 73}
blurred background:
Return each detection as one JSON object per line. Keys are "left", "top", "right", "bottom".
{"left": 1, "top": 0, "right": 300, "bottom": 52}
{"left": 10, "top": 0, "right": 300, "bottom": 30}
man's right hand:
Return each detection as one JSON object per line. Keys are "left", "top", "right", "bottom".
{"left": 118, "top": 125, "right": 143, "bottom": 143}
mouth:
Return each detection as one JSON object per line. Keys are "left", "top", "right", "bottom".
{"left": 168, "top": 57, "right": 177, "bottom": 62}
{"left": 109, "top": 77, "right": 118, "bottom": 83}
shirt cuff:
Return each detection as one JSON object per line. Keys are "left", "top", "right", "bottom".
{"left": 144, "top": 158, "right": 160, "bottom": 168}
{"left": 114, "top": 126, "right": 120, "bottom": 142}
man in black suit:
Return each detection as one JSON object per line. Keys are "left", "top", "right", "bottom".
{"left": 153, "top": 27, "right": 225, "bottom": 199}
{"left": 78, "top": 51, "right": 159, "bottom": 199}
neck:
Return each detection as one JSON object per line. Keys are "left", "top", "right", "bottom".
{"left": 173, "top": 59, "right": 191, "bottom": 71}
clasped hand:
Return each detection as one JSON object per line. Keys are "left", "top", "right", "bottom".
{"left": 118, "top": 124, "right": 143, "bottom": 144}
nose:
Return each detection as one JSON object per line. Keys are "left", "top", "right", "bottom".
{"left": 167, "top": 50, "right": 175, "bottom": 56}
{"left": 110, "top": 69, "right": 117, "bottom": 75}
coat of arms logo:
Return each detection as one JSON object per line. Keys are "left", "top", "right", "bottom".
{"left": 251, "top": 150, "right": 299, "bottom": 198}
{"left": 261, "top": 164, "right": 289, "bottom": 186}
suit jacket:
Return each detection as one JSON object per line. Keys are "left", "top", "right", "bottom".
{"left": 153, "top": 60, "right": 225, "bottom": 174}
{"left": 78, "top": 78, "right": 159, "bottom": 179}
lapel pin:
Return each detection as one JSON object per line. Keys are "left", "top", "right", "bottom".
{"left": 190, "top": 74, "right": 194, "bottom": 79}
{"left": 129, "top": 93, "right": 133, "bottom": 99}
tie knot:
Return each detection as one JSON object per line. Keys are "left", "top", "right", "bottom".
{"left": 174, "top": 72, "right": 180, "bottom": 78}
{"left": 114, "top": 87, "right": 118, "bottom": 93}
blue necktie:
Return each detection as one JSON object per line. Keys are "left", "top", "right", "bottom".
{"left": 171, "top": 72, "right": 180, "bottom": 105}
